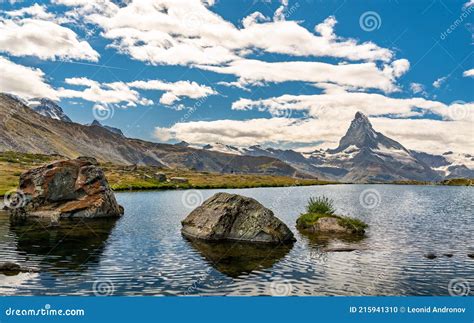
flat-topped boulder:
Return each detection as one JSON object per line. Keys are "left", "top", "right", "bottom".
{"left": 7, "top": 156, "right": 123, "bottom": 222}
{"left": 181, "top": 192, "right": 295, "bottom": 244}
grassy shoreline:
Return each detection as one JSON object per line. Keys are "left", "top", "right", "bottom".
{"left": 0, "top": 151, "right": 472, "bottom": 196}
{"left": 0, "top": 151, "right": 334, "bottom": 196}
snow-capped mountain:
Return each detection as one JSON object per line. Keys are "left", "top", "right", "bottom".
{"left": 201, "top": 112, "right": 472, "bottom": 182}
{"left": 27, "top": 98, "right": 72, "bottom": 122}
{"left": 202, "top": 143, "right": 247, "bottom": 155}
{"left": 412, "top": 150, "right": 474, "bottom": 179}
{"left": 87, "top": 120, "right": 124, "bottom": 137}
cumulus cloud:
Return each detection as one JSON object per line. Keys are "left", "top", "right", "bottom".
{"left": 409, "top": 83, "right": 427, "bottom": 96}
{"left": 230, "top": 88, "right": 463, "bottom": 120}
{"left": 153, "top": 116, "right": 473, "bottom": 154}
{"left": 463, "top": 69, "right": 474, "bottom": 77}
{"left": 128, "top": 80, "right": 217, "bottom": 105}
{"left": 154, "top": 87, "right": 473, "bottom": 154}
{"left": 0, "top": 5, "right": 99, "bottom": 61}
{"left": 197, "top": 59, "right": 408, "bottom": 92}
{"left": 0, "top": 56, "right": 58, "bottom": 99}
{"left": 433, "top": 76, "right": 447, "bottom": 88}
{"left": 5, "top": 3, "right": 55, "bottom": 20}
{"left": 56, "top": 0, "right": 393, "bottom": 66}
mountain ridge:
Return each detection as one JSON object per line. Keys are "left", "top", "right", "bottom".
{"left": 0, "top": 93, "right": 302, "bottom": 178}
{"left": 1, "top": 93, "right": 471, "bottom": 182}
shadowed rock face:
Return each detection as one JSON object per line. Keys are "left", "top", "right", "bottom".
{"left": 8, "top": 156, "right": 123, "bottom": 222}
{"left": 181, "top": 193, "right": 295, "bottom": 244}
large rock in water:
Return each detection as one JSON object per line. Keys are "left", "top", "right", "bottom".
{"left": 8, "top": 157, "right": 123, "bottom": 222}
{"left": 181, "top": 193, "right": 295, "bottom": 243}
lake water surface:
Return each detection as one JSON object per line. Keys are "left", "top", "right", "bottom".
{"left": 1, "top": 185, "right": 473, "bottom": 296}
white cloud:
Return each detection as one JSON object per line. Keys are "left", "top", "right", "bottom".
{"left": 197, "top": 58, "right": 408, "bottom": 92}
{"left": 463, "top": 69, "right": 474, "bottom": 77}
{"left": 433, "top": 76, "right": 447, "bottom": 88}
{"left": 5, "top": 4, "right": 55, "bottom": 20}
{"left": 0, "top": 7, "right": 99, "bottom": 61}
{"left": 128, "top": 80, "right": 217, "bottom": 105}
{"left": 57, "top": 0, "right": 393, "bottom": 66}
{"left": 231, "top": 89, "right": 473, "bottom": 122}
{"left": 0, "top": 56, "right": 58, "bottom": 99}
{"left": 409, "top": 82, "right": 426, "bottom": 96}
{"left": 153, "top": 116, "right": 474, "bottom": 155}
{"left": 242, "top": 12, "right": 269, "bottom": 28}
{"left": 58, "top": 77, "right": 152, "bottom": 106}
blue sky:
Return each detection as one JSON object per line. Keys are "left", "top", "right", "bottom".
{"left": 0, "top": 0, "right": 473, "bottom": 154}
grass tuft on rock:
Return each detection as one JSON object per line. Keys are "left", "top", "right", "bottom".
{"left": 306, "top": 196, "right": 335, "bottom": 215}
{"left": 297, "top": 196, "right": 367, "bottom": 235}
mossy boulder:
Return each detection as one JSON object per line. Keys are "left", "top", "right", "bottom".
{"left": 296, "top": 213, "right": 367, "bottom": 236}
{"left": 181, "top": 192, "right": 295, "bottom": 244}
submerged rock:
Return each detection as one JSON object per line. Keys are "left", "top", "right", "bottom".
{"left": 322, "top": 247, "right": 358, "bottom": 252}
{"left": 296, "top": 214, "right": 367, "bottom": 236}
{"left": 0, "top": 262, "right": 36, "bottom": 276}
{"left": 181, "top": 192, "right": 295, "bottom": 243}
{"left": 424, "top": 253, "right": 437, "bottom": 259}
{"left": 7, "top": 156, "right": 123, "bottom": 223}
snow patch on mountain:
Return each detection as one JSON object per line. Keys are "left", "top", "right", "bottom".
{"left": 27, "top": 98, "right": 72, "bottom": 122}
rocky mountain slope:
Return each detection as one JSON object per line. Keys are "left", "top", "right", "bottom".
{"left": 87, "top": 120, "right": 124, "bottom": 137}
{"left": 2, "top": 93, "right": 471, "bottom": 182}
{"left": 0, "top": 94, "right": 300, "bottom": 177}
